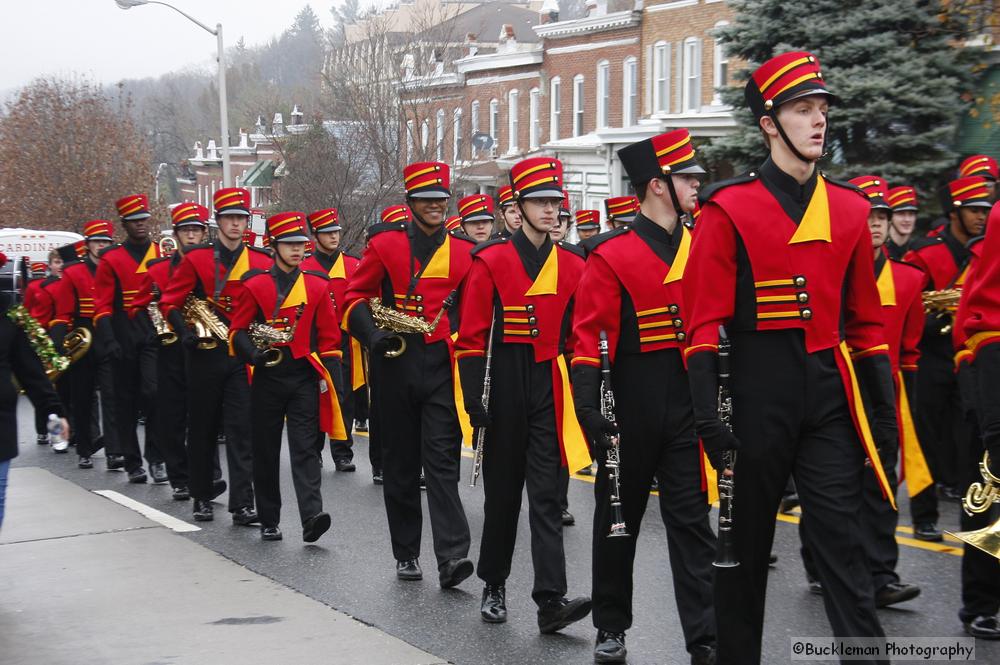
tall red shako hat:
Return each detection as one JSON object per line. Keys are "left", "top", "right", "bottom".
{"left": 887, "top": 186, "right": 918, "bottom": 212}
{"left": 849, "top": 175, "right": 891, "bottom": 211}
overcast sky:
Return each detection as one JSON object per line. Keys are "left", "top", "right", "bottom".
{"left": 0, "top": 1, "right": 335, "bottom": 94}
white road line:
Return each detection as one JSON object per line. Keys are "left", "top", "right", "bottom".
{"left": 93, "top": 490, "right": 201, "bottom": 533}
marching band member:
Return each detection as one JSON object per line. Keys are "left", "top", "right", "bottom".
{"left": 457, "top": 157, "right": 592, "bottom": 633}
{"left": 604, "top": 196, "right": 640, "bottom": 230}
{"left": 572, "top": 130, "right": 717, "bottom": 664}
{"left": 160, "top": 187, "right": 271, "bottom": 523}
{"left": 230, "top": 212, "right": 343, "bottom": 543}
{"left": 93, "top": 195, "right": 164, "bottom": 484}
{"left": 575, "top": 209, "right": 601, "bottom": 243}
{"left": 302, "top": 208, "right": 362, "bottom": 472}
{"left": 343, "top": 162, "right": 474, "bottom": 587}
{"left": 885, "top": 185, "right": 919, "bottom": 260}
{"left": 458, "top": 194, "right": 495, "bottom": 243}
{"left": 903, "top": 176, "right": 992, "bottom": 540}
{"left": 25, "top": 257, "right": 62, "bottom": 446}
{"left": 684, "top": 52, "right": 896, "bottom": 664}
{"left": 144, "top": 203, "right": 209, "bottom": 500}
{"left": 495, "top": 185, "right": 521, "bottom": 238}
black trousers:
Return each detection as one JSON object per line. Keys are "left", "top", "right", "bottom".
{"left": 95, "top": 352, "right": 119, "bottom": 455}
{"left": 592, "top": 349, "right": 716, "bottom": 649}
{"left": 34, "top": 374, "right": 71, "bottom": 436}
{"left": 251, "top": 354, "right": 323, "bottom": 528}
{"left": 364, "top": 382, "right": 381, "bottom": 470}
{"left": 109, "top": 313, "right": 160, "bottom": 473}
{"left": 156, "top": 342, "right": 188, "bottom": 487}
{"left": 718, "top": 331, "right": 885, "bottom": 665}
{"left": 959, "top": 357, "right": 1000, "bottom": 623}
{"left": 801, "top": 438, "right": 901, "bottom": 592}
{"left": 477, "top": 347, "right": 565, "bottom": 604}
{"left": 915, "top": 340, "right": 958, "bottom": 508}
{"left": 185, "top": 344, "right": 253, "bottom": 510}
{"left": 371, "top": 335, "right": 470, "bottom": 567}
{"left": 68, "top": 345, "right": 99, "bottom": 456}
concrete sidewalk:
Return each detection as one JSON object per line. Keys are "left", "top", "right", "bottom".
{"left": 0, "top": 467, "right": 449, "bottom": 665}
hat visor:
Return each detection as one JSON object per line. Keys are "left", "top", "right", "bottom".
{"left": 611, "top": 214, "right": 637, "bottom": 224}
{"left": 462, "top": 213, "right": 495, "bottom": 223}
{"left": 86, "top": 235, "right": 113, "bottom": 242}
{"left": 672, "top": 163, "right": 707, "bottom": 175}
{"left": 778, "top": 87, "right": 839, "bottom": 108}
{"left": 216, "top": 208, "right": 251, "bottom": 217}
{"left": 871, "top": 202, "right": 892, "bottom": 212}
{"left": 121, "top": 212, "right": 151, "bottom": 222}
{"left": 174, "top": 220, "right": 207, "bottom": 229}
{"left": 314, "top": 225, "right": 343, "bottom": 233}
{"left": 408, "top": 188, "right": 451, "bottom": 199}
{"left": 891, "top": 205, "right": 918, "bottom": 212}
{"left": 576, "top": 223, "right": 600, "bottom": 230}
{"left": 960, "top": 200, "right": 994, "bottom": 209}
{"left": 273, "top": 234, "right": 311, "bottom": 243}
{"left": 520, "top": 188, "right": 565, "bottom": 200}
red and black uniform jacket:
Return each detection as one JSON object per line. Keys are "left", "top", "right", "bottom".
{"left": 158, "top": 242, "right": 273, "bottom": 341}
{"left": 49, "top": 257, "right": 98, "bottom": 347}
{"left": 24, "top": 276, "right": 58, "bottom": 328}
{"left": 93, "top": 241, "right": 161, "bottom": 349}
{"left": 302, "top": 249, "right": 365, "bottom": 391}
{"left": 875, "top": 252, "right": 933, "bottom": 496}
{"left": 903, "top": 226, "right": 972, "bottom": 355}
{"left": 455, "top": 231, "right": 589, "bottom": 471}
{"left": 229, "top": 266, "right": 346, "bottom": 439}
{"left": 343, "top": 222, "right": 475, "bottom": 349}
{"left": 683, "top": 160, "right": 896, "bottom": 504}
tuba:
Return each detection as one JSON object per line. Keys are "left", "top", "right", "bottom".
{"left": 947, "top": 452, "right": 1000, "bottom": 560}
{"left": 158, "top": 236, "right": 177, "bottom": 257}
{"left": 182, "top": 296, "right": 229, "bottom": 350}
{"left": 62, "top": 327, "right": 92, "bottom": 368}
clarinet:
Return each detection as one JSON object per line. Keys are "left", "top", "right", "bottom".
{"left": 599, "top": 331, "right": 629, "bottom": 538}
{"left": 469, "top": 310, "right": 497, "bottom": 487}
{"left": 713, "top": 325, "right": 739, "bottom": 567}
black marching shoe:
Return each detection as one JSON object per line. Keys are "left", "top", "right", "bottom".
{"left": 690, "top": 644, "right": 717, "bottom": 665}
{"left": 964, "top": 615, "right": 1000, "bottom": 640}
{"left": 561, "top": 509, "right": 575, "bottom": 526}
{"left": 232, "top": 506, "right": 259, "bottom": 526}
{"left": 354, "top": 419, "right": 368, "bottom": 432}
{"left": 396, "top": 558, "right": 423, "bottom": 581}
{"left": 808, "top": 579, "right": 824, "bottom": 596}
{"left": 261, "top": 526, "right": 283, "bottom": 541}
{"left": 149, "top": 462, "right": 168, "bottom": 484}
{"left": 127, "top": 468, "right": 148, "bottom": 484}
{"left": 769, "top": 553, "right": 778, "bottom": 566}
{"left": 171, "top": 485, "right": 190, "bottom": 501}
{"left": 480, "top": 584, "right": 507, "bottom": 623}
{"left": 419, "top": 471, "right": 427, "bottom": 490}
{"left": 36, "top": 434, "right": 49, "bottom": 445}
{"left": 333, "top": 459, "right": 356, "bottom": 472}
{"left": 302, "top": 512, "right": 331, "bottom": 543}
{"left": 913, "top": 522, "right": 943, "bottom": 542}
{"left": 106, "top": 454, "right": 125, "bottom": 470}
{"left": 594, "top": 630, "right": 626, "bottom": 663}
{"left": 372, "top": 468, "right": 384, "bottom": 485}
{"left": 193, "top": 500, "right": 214, "bottom": 522}
{"left": 77, "top": 456, "right": 93, "bottom": 469}
{"left": 875, "top": 581, "right": 921, "bottom": 608}
{"left": 537, "top": 596, "right": 592, "bottom": 634}
{"left": 438, "top": 558, "right": 474, "bottom": 589}
{"left": 779, "top": 493, "right": 800, "bottom": 514}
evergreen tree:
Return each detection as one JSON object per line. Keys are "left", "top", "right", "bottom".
{"left": 704, "top": 0, "right": 976, "bottom": 206}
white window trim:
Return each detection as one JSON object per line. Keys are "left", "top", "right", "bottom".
{"left": 682, "top": 37, "right": 701, "bottom": 113}
{"left": 652, "top": 40, "right": 670, "bottom": 114}
{"left": 406, "top": 119, "right": 415, "bottom": 161}
{"left": 421, "top": 119, "right": 430, "bottom": 152}
{"left": 435, "top": 109, "right": 445, "bottom": 162}
{"left": 489, "top": 98, "right": 500, "bottom": 157}
{"left": 596, "top": 60, "right": 610, "bottom": 129}
{"left": 549, "top": 76, "right": 561, "bottom": 142}
{"left": 623, "top": 57, "right": 638, "bottom": 127}
{"left": 470, "top": 101, "right": 480, "bottom": 158}
{"left": 529, "top": 87, "right": 540, "bottom": 150}
{"left": 712, "top": 21, "right": 730, "bottom": 105}
{"left": 573, "top": 74, "right": 585, "bottom": 137}
{"left": 452, "top": 108, "right": 462, "bottom": 165}
{"left": 508, "top": 89, "right": 519, "bottom": 154}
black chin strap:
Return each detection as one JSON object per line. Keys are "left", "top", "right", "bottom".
{"left": 515, "top": 199, "right": 547, "bottom": 235}
{"left": 770, "top": 110, "right": 829, "bottom": 164}
{"left": 663, "top": 176, "right": 689, "bottom": 227}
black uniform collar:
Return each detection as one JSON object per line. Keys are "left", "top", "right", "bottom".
{"left": 122, "top": 239, "right": 151, "bottom": 264}
{"left": 511, "top": 228, "right": 553, "bottom": 281}
{"left": 312, "top": 248, "right": 340, "bottom": 273}
{"left": 408, "top": 221, "right": 445, "bottom": 266}
{"left": 938, "top": 223, "right": 971, "bottom": 268}
{"left": 631, "top": 212, "right": 682, "bottom": 266}
{"left": 215, "top": 239, "right": 241, "bottom": 267}
{"left": 270, "top": 263, "right": 299, "bottom": 290}
{"left": 758, "top": 156, "right": 818, "bottom": 225}
{"left": 874, "top": 248, "right": 888, "bottom": 278}
{"left": 84, "top": 255, "right": 97, "bottom": 273}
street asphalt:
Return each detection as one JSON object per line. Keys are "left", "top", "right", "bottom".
{"left": 7, "top": 396, "right": 1000, "bottom": 664}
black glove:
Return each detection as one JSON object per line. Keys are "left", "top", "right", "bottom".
{"left": 167, "top": 310, "right": 198, "bottom": 350}
{"left": 347, "top": 303, "right": 394, "bottom": 355}
{"left": 250, "top": 349, "right": 268, "bottom": 367}
{"left": 231, "top": 329, "right": 259, "bottom": 366}
{"left": 369, "top": 329, "right": 396, "bottom": 357}
{"left": 458, "top": 355, "right": 491, "bottom": 428}
{"left": 687, "top": 351, "right": 741, "bottom": 472}
{"left": 49, "top": 323, "right": 67, "bottom": 355}
{"left": 852, "top": 353, "right": 899, "bottom": 453}
{"left": 570, "top": 364, "right": 618, "bottom": 453}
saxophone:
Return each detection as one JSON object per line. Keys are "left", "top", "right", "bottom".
{"left": 922, "top": 288, "right": 962, "bottom": 335}
{"left": 148, "top": 286, "right": 178, "bottom": 345}
{"left": 369, "top": 291, "right": 455, "bottom": 358}
{"left": 248, "top": 304, "right": 303, "bottom": 367}
{"left": 183, "top": 295, "right": 229, "bottom": 350}
{"left": 6, "top": 304, "right": 71, "bottom": 381}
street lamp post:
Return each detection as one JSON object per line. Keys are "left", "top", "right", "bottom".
{"left": 115, "top": 0, "right": 232, "bottom": 187}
